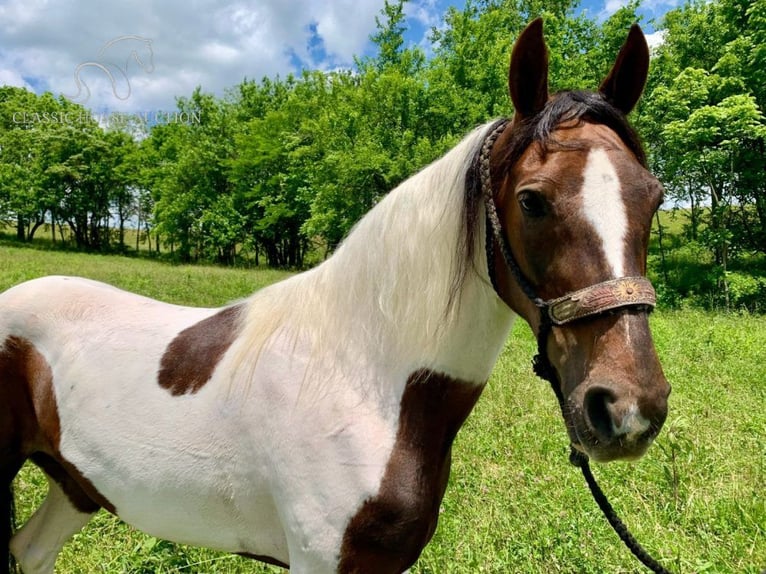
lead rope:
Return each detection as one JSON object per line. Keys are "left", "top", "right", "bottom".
{"left": 569, "top": 449, "right": 672, "bottom": 574}
{"left": 477, "top": 120, "right": 672, "bottom": 574}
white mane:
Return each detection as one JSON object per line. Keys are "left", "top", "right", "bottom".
{"left": 233, "top": 121, "right": 514, "bottom": 389}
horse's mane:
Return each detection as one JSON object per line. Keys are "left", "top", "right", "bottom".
{"left": 232, "top": 122, "right": 502, "bottom": 387}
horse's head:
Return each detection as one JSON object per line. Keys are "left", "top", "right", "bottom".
{"left": 488, "top": 19, "right": 670, "bottom": 462}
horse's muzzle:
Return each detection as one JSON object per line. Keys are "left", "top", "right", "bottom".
{"left": 570, "top": 380, "right": 670, "bottom": 462}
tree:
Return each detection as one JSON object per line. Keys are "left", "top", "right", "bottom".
{"left": 0, "top": 88, "right": 51, "bottom": 241}
{"left": 371, "top": 0, "right": 408, "bottom": 71}
{"left": 643, "top": 0, "right": 766, "bottom": 265}
{"left": 147, "top": 89, "right": 241, "bottom": 262}
{"left": 230, "top": 76, "right": 317, "bottom": 267}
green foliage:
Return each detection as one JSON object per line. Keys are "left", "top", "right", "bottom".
{"left": 642, "top": 0, "right": 766, "bottom": 276}
{"left": 0, "top": 88, "right": 140, "bottom": 249}
{"left": 720, "top": 270, "right": 766, "bottom": 310}
{"left": 649, "top": 209, "right": 766, "bottom": 312}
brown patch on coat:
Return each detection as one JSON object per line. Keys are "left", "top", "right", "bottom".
{"left": 31, "top": 453, "right": 111, "bottom": 514}
{"left": 0, "top": 335, "right": 115, "bottom": 514}
{"left": 158, "top": 305, "right": 244, "bottom": 396}
{"left": 1, "top": 337, "right": 42, "bottom": 473}
{"left": 338, "top": 369, "right": 484, "bottom": 574}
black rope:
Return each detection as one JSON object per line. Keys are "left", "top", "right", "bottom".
{"left": 532, "top": 315, "right": 559, "bottom": 399}
{"left": 569, "top": 449, "right": 672, "bottom": 574}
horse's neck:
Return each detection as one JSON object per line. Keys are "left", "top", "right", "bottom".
{"left": 236, "top": 124, "right": 514, "bottom": 386}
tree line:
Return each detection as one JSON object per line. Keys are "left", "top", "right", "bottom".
{"left": 1, "top": 0, "right": 764, "bottom": 292}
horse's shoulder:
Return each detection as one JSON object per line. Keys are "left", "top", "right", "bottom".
{"left": 338, "top": 369, "right": 484, "bottom": 573}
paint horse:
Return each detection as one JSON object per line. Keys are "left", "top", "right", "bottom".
{"left": 1, "top": 19, "right": 670, "bottom": 574}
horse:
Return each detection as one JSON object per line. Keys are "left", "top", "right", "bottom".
{"left": 1, "top": 19, "right": 670, "bottom": 574}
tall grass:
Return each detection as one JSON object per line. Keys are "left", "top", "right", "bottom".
{"left": 3, "top": 246, "right": 764, "bottom": 573}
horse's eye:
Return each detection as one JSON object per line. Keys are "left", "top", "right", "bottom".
{"left": 518, "top": 190, "right": 547, "bottom": 218}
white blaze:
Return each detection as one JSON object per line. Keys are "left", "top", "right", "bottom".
{"left": 580, "top": 148, "right": 627, "bottom": 276}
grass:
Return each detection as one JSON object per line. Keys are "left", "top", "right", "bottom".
{"left": 3, "top": 245, "right": 765, "bottom": 573}
{"left": 0, "top": 242, "right": 290, "bottom": 308}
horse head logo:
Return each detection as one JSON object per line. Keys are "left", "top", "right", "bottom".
{"left": 68, "top": 35, "right": 154, "bottom": 104}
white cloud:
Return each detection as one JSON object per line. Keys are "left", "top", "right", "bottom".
{"left": 405, "top": 0, "right": 441, "bottom": 29}
{"left": 645, "top": 29, "right": 666, "bottom": 50}
{"left": 0, "top": 66, "right": 32, "bottom": 89}
{"left": 602, "top": 0, "right": 627, "bottom": 16}
{"left": 200, "top": 41, "right": 241, "bottom": 65}
{"left": 315, "top": 1, "right": 381, "bottom": 61}
{"left": 0, "top": 0, "right": 387, "bottom": 113}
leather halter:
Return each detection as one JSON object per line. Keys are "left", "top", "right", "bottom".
{"left": 475, "top": 119, "right": 656, "bottom": 402}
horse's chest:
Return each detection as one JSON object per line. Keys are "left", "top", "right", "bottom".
{"left": 338, "top": 369, "right": 484, "bottom": 573}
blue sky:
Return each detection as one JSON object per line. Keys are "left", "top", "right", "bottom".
{"left": 400, "top": 0, "right": 677, "bottom": 55}
{"left": 0, "top": 0, "right": 680, "bottom": 115}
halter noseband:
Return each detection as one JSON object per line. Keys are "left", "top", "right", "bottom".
{"left": 475, "top": 120, "right": 671, "bottom": 574}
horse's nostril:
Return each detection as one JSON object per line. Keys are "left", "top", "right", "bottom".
{"left": 584, "top": 387, "right": 617, "bottom": 440}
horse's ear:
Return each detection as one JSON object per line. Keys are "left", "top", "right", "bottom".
{"left": 599, "top": 24, "right": 650, "bottom": 115}
{"left": 509, "top": 18, "right": 549, "bottom": 120}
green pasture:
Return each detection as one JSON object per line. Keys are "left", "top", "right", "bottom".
{"left": 2, "top": 245, "right": 764, "bottom": 573}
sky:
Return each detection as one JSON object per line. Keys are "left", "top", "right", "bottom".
{"left": 0, "top": 0, "right": 681, "bottom": 116}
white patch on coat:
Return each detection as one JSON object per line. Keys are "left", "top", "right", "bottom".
{"left": 580, "top": 148, "right": 627, "bottom": 276}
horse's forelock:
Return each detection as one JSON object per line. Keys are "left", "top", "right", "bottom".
{"left": 521, "top": 90, "right": 646, "bottom": 168}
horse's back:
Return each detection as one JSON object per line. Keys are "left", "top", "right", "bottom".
{"left": 0, "top": 277, "right": 285, "bottom": 551}
{"left": 0, "top": 275, "right": 212, "bottom": 334}
{"left": 0, "top": 275, "right": 222, "bottom": 394}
